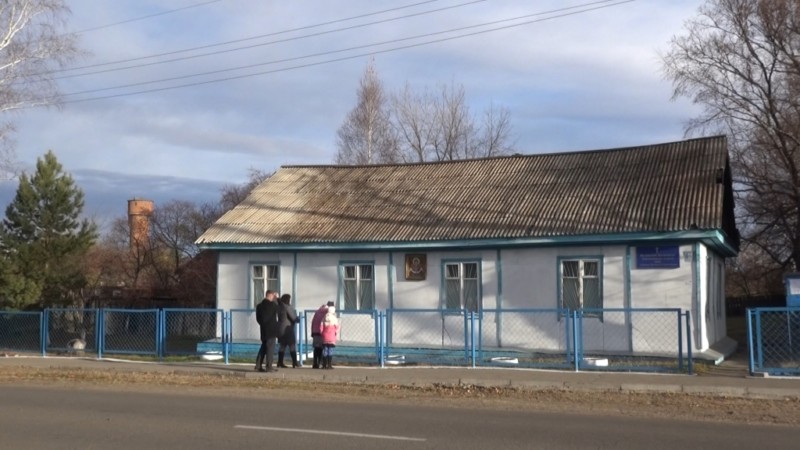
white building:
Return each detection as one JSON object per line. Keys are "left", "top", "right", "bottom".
{"left": 197, "top": 136, "right": 738, "bottom": 359}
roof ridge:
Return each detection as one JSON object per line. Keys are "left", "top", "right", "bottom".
{"left": 280, "top": 136, "right": 726, "bottom": 170}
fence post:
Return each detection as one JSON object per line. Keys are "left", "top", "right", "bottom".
{"left": 98, "top": 309, "right": 104, "bottom": 360}
{"left": 462, "top": 309, "right": 469, "bottom": 362}
{"left": 222, "top": 311, "right": 229, "bottom": 365}
{"left": 564, "top": 309, "right": 571, "bottom": 366}
{"left": 746, "top": 309, "right": 755, "bottom": 376}
{"left": 677, "top": 309, "right": 683, "bottom": 372}
{"left": 379, "top": 311, "right": 386, "bottom": 368}
{"left": 40, "top": 309, "right": 47, "bottom": 357}
{"left": 470, "top": 311, "right": 476, "bottom": 368}
{"left": 755, "top": 309, "right": 764, "bottom": 372}
{"left": 297, "top": 314, "right": 305, "bottom": 368}
{"left": 478, "top": 309, "right": 483, "bottom": 363}
{"left": 573, "top": 310, "right": 580, "bottom": 372}
{"left": 157, "top": 309, "right": 164, "bottom": 361}
{"left": 373, "top": 310, "right": 379, "bottom": 363}
{"left": 685, "top": 311, "right": 693, "bottom": 375}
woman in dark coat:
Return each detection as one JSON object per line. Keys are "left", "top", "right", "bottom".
{"left": 277, "top": 294, "right": 299, "bottom": 368}
{"left": 255, "top": 290, "right": 280, "bottom": 372}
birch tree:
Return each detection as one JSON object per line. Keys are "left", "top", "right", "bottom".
{"left": 0, "top": 0, "right": 81, "bottom": 176}
{"left": 335, "top": 60, "right": 397, "bottom": 165}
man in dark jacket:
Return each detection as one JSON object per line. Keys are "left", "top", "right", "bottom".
{"left": 255, "top": 290, "right": 280, "bottom": 372}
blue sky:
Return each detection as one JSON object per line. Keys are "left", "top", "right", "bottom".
{"left": 0, "top": 0, "right": 704, "bottom": 231}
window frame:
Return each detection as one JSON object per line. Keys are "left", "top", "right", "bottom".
{"left": 441, "top": 259, "right": 482, "bottom": 313}
{"left": 338, "top": 261, "right": 376, "bottom": 311}
{"left": 250, "top": 262, "right": 280, "bottom": 308}
{"left": 557, "top": 256, "right": 603, "bottom": 318}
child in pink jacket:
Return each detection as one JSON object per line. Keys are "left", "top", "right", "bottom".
{"left": 319, "top": 305, "right": 339, "bottom": 369}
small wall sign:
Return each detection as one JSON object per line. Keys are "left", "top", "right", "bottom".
{"left": 405, "top": 254, "right": 427, "bottom": 281}
{"left": 636, "top": 246, "right": 680, "bottom": 269}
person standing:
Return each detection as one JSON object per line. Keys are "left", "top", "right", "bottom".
{"left": 255, "top": 290, "right": 280, "bottom": 372}
{"left": 310, "top": 301, "right": 333, "bottom": 369}
{"left": 277, "top": 294, "right": 299, "bottom": 368}
{"left": 320, "top": 304, "right": 339, "bottom": 369}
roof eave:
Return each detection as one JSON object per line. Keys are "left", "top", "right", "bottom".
{"left": 198, "top": 229, "right": 739, "bottom": 256}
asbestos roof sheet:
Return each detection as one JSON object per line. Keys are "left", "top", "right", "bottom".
{"left": 197, "top": 136, "right": 734, "bottom": 246}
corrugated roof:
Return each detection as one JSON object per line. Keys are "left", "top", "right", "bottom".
{"left": 197, "top": 136, "right": 735, "bottom": 246}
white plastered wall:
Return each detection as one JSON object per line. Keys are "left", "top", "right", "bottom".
{"left": 215, "top": 244, "right": 709, "bottom": 355}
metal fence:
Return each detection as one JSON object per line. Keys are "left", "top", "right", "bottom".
{"left": 0, "top": 311, "right": 42, "bottom": 354}
{"left": 0, "top": 307, "right": 694, "bottom": 373}
{"left": 748, "top": 307, "right": 800, "bottom": 376}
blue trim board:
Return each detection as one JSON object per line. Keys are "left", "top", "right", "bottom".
{"left": 496, "top": 249, "right": 503, "bottom": 347}
{"left": 496, "top": 249, "right": 503, "bottom": 311}
{"left": 693, "top": 242, "right": 701, "bottom": 346}
{"left": 387, "top": 252, "right": 395, "bottom": 310}
{"left": 292, "top": 252, "right": 298, "bottom": 303}
{"left": 199, "top": 230, "right": 737, "bottom": 257}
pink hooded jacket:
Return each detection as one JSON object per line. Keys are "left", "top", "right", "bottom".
{"left": 320, "top": 306, "right": 339, "bottom": 345}
{"left": 310, "top": 304, "right": 328, "bottom": 336}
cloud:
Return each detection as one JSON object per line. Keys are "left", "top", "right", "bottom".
{"left": 5, "top": 0, "right": 708, "bottom": 235}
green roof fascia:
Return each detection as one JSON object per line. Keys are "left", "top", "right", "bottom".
{"left": 198, "top": 229, "right": 739, "bottom": 257}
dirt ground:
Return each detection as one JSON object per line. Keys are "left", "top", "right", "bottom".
{"left": 1, "top": 366, "right": 799, "bottom": 427}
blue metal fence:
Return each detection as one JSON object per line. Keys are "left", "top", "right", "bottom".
{"left": 0, "top": 307, "right": 695, "bottom": 373}
{"left": 747, "top": 307, "right": 800, "bottom": 376}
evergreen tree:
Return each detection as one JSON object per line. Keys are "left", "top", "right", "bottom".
{"left": 0, "top": 150, "right": 97, "bottom": 308}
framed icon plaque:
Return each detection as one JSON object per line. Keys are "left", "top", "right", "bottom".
{"left": 405, "top": 254, "right": 427, "bottom": 281}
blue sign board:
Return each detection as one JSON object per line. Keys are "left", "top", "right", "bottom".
{"left": 636, "top": 246, "right": 680, "bottom": 269}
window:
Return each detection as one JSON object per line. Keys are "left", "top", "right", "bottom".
{"left": 342, "top": 263, "right": 374, "bottom": 311}
{"left": 444, "top": 262, "right": 480, "bottom": 311}
{"left": 560, "top": 259, "right": 601, "bottom": 314}
{"left": 251, "top": 264, "right": 279, "bottom": 308}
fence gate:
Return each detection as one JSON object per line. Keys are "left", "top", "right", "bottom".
{"left": 748, "top": 307, "right": 800, "bottom": 376}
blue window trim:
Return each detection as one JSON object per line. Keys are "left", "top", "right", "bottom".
{"left": 440, "top": 258, "right": 483, "bottom": 313}
{"left": 249, "top": 261, "right": 281, "bottom": 308}
{"left": 556, "top": 255, "right": 603, "bottom": 317}
{"left": 338, "top": 260, "right": 377, "bottom": 311}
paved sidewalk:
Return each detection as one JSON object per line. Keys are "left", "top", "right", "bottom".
{"left": 1, "top": 355, "right": 799, "bottom": 400}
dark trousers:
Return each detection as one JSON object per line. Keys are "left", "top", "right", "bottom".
{"left": 256, "top": 340, "right": 267, "bottom": 367}
{"left": 264, "top": 338, "right": 277, "bottom": 369}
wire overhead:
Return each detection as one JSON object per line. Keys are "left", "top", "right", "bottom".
{"left": 30, "top": 0, "right": 635, "bottom": 107}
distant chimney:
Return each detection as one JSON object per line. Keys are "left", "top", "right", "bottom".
{"left": 128, "top": 199, "right": 154, "bottom": 251}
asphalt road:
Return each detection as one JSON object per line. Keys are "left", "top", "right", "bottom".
{"left": 1, "top": 385, "right": 799, "bottom": 450}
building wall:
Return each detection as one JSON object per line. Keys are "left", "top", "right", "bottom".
{"left": 216, "top": 242, "right": 724, "bottom": 354}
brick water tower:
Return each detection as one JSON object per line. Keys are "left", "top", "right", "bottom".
{"left": 128, "top": 198, "right": 154, "bottom": 250}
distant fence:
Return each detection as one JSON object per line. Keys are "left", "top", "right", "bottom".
{"left": 0, "top": 307, "right": 693, "bottom": 373}
{"left": 747, "top": 307, "right": 800, "bottom": 376}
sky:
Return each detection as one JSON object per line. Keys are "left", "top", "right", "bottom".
{"left": 0, "top": 0, "right": 706, "bottom": 231}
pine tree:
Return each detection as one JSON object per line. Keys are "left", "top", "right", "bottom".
{"left": 0, "top": 151, "right": 97, "bottom": 308}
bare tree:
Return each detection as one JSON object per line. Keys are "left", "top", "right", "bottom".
{"left": 391, "top": 81, "right": 515, "bottom": 162}
{"left": 392, "top": 83, "right": 436, "bottom": 162}
{"left": 335, "top": 59, "right": 398, "bottom": 165}
{"left": 431, "top": 82, "right": 475, "bottom": 161}
{"left": 663, "top": 0, "right": 800, "bottom": 278}
{"left": 104, "top": 216, "right": 153, "bottom": 291}
{"left": 149, "top": 200, "right": 200, "bottom": 289}
{"left": 0, "top": 0, "right": 82, "bottom": 176}
{"left": 218, "top": 167, "right": 272, "bottom": 213}
{"left": 479, "top": 102, "right": 515, "bottom": 157}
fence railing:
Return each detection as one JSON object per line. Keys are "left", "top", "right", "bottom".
{"left": 0, "top": 307, "right": 694, "bottom": 373}
{"left": 747, "top": 307, "right": 800, "bottom": 376}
